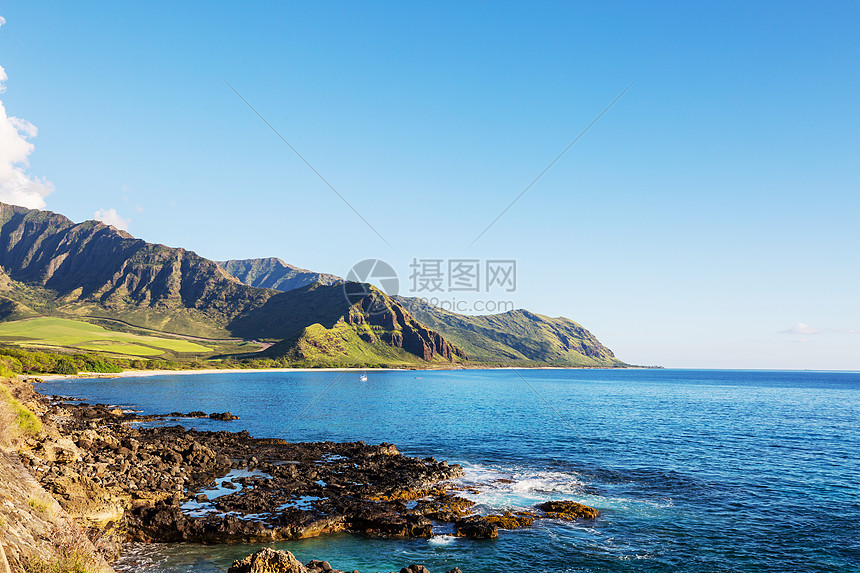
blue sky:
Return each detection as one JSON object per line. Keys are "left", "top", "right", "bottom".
{"left": 0, "top": 2, "right": 858, "bottom": 369}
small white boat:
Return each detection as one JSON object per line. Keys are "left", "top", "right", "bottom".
{"left": 359, "top": 371, "right": 368, "bottom": 382}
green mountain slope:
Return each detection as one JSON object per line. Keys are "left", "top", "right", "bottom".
{"left": 219, "top": 258, "right": 341, "bottom": 292}
{"left": 261, "top": 287, "right": 466, "bottom": 364}
{"left": 0, "top": 203, "right": 462, "bottom": 365}
{"left": 398, "top": 297, "right": 624, "bottom": 367}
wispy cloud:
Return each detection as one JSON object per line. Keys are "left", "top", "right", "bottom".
{"left": 782, "top": 322, "right": 821, "bottom": 335}
{"left": 0, "top": 37, "right": 55, "bottom": 209}
{"left": 94, "top": 208, "right": 130, "bottom": 231}
{"left": 781, "top": 322, "right": 860, "bottom": 335}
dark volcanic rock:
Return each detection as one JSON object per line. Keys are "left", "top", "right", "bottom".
{"left": 209, "top": 412, "right": 240, "bottom": 421}
{"left": 454, "top": 516, "right": 498, "bottom": 539}
{"left": 537, "top": 500, "right": 599, "bottom": 520}
{"left": 36, "top": 399, "right": 466, "bottom": 546}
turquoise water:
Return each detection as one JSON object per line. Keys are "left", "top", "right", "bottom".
{"left": 37, "top": 369, "right": 860, "bottom": 572}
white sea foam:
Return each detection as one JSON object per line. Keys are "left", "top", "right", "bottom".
{"left": 453, "top": 462, "right": 675, "bottom": 523}
{"left": 428, "top": 534, "right": 457, "bottom": 545}
{"left": 454, "top": 463, "right": 589, "bottom": 510}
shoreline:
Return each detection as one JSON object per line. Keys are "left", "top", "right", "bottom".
{"left": 3, "top": 374, "right": 602, "bottom": 572}
{"left": 15, "top": 381, "right": 594, "bottom": 545}
{"left": 30, "top": 367, "right": 390, "bottom": 381}
{"left": 29, "top": 364, "right": 646, "bottom": 382}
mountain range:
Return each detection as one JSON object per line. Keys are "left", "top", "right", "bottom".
{"left": 218, "top": 258, "right": 340, "bottom": 292}
{"left": 0, "top": 202, "right": 625, "bottom": 367}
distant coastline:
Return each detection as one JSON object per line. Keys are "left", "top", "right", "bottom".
{"left": 29, "top": 363, "right": 654, "bottom": 382}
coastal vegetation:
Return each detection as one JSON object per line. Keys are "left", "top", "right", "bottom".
{"left": 0, "top": 382, "right": 42, "bottom": 437}
{"left": 23, "top": 551, "right": 97, "bottom": 573}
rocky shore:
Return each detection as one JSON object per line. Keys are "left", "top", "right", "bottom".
{"left": 1, "top": 378, "right": 600, "bottom": 571}
{"left": 227, "top": 548, "right": 463, "bottom": 573}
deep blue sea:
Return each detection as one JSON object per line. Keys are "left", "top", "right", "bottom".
{"left": 37, "top": 369, "right": 860, "bottom": 573}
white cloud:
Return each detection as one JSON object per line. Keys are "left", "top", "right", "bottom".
{"left": 782, "top": 322, "right": 820, "bottom": 335}
{"left": 0, "top": 16, "right": 6, "bottom": 28}
{"left": 781, "top": 322, "right": 860, "bottom": 336}
{"left": 0, "top": 58, "right": 55, "bottom": 209}
{"left": 94, "top": 208, "right": 130, "bottom": 231}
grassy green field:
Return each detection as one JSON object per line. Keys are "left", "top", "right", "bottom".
{"left": 0, "top": 317, "right": 212, "bottom": 357}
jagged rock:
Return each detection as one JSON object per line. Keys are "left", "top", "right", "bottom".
{"left": 485, "top": 511, "right": 534, "bottom": 528}
{"left": 413, "top": 493, "right": 475, "bottom": 522}
{"left": 210, "top": 412, "right": 240, "bottom": 421}
{"left": 21, "top": 389, "right": 476, "bottom": 554}
{"left": 35, "top": 437, "right": 80, "bottom": 464}
{"left": 537, "top": 500, "right": 599, "bottom": 520}
{"left": 228, "top": 548, "right": 307, "bottom": 573}
{"left": 454, "top": 516, "right": 498, "bottom": 539}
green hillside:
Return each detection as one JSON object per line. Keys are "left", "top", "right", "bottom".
{"left": 260, "top": 287, "right": 466, "bottom": 365}
{"left": 0, "top": 317, "right": 212, "bottom": 357}
{"left": 397, "top": 298, "right": 625, "bottom": 367}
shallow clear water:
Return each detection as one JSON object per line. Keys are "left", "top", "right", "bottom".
{"left": 37, "top": 369, "right": 860, "bottom": 572}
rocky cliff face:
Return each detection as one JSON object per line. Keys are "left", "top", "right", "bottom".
{"left": 346, "top": 292, "right": 466, "bottom": 361}
{"left": 253, "top": 285, "right": 467, "bottom": 363}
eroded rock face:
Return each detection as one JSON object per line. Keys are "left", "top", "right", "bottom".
{"left": 36, "top": 437, "right": 80, "bottom": 463}
{"left": 345, "top": 291, "right": 467, "bottom": 362}
{"left": 0, "top": 446, "right": 114, "bottom": 573}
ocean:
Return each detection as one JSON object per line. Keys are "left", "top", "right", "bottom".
{"left": 36, "top": 369, "right": 860, "bottom": 572}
